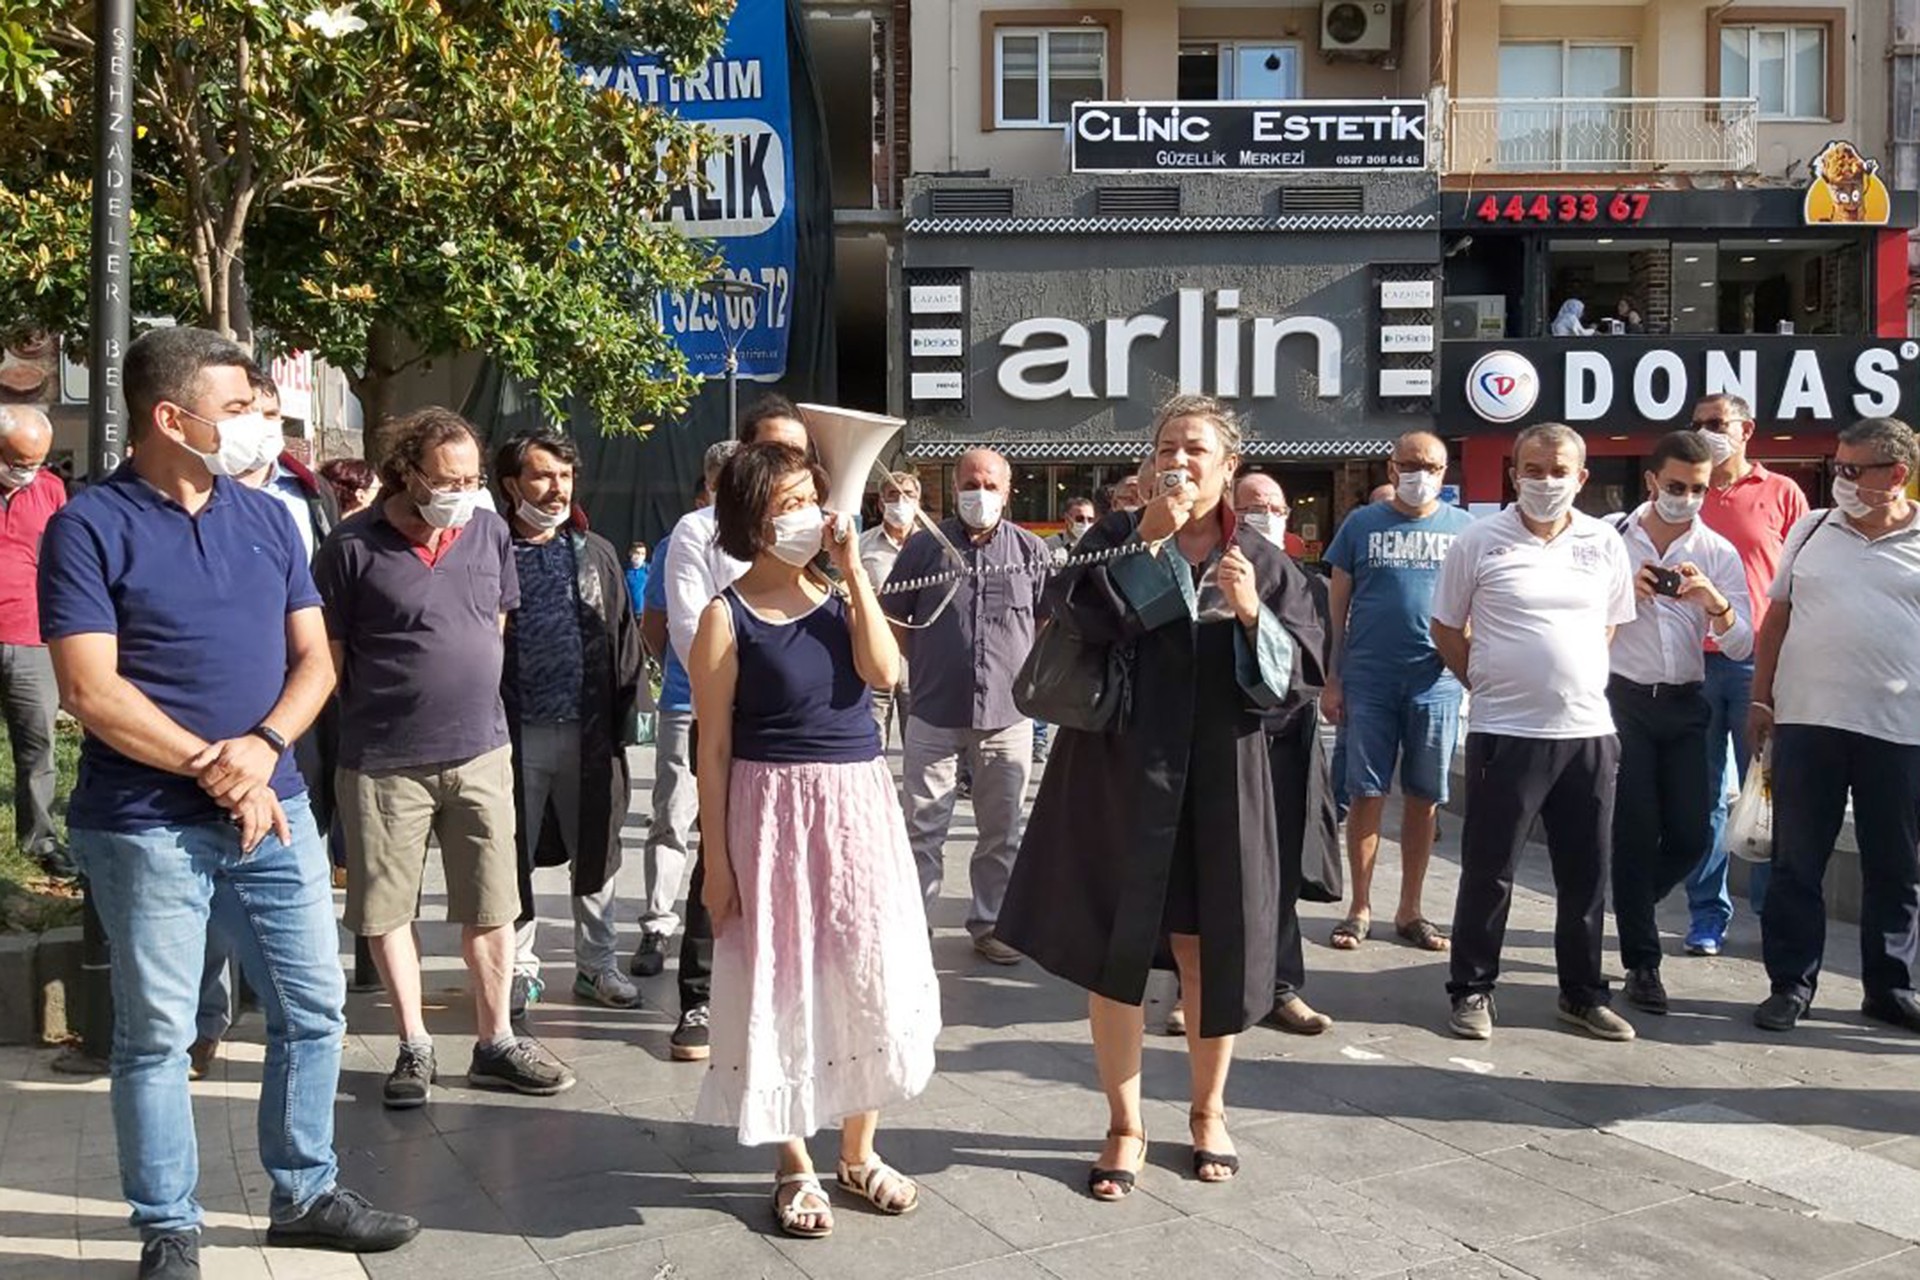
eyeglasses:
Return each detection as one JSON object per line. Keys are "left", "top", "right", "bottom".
{"left": 1828, "top": 459, "right": 1901, "bottom": 481}
{"left": 1392, "top": 459, "right": 1445, "bottom": 474}
{"left": 416, "top": 471, "right": 484, "bottom": 494}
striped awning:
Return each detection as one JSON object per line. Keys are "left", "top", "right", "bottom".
{"left": 904, "top": 439, "right": 1393, "bottom": 461}
{"left": 904, "top": 213, "right": 1437, "bottom": 236}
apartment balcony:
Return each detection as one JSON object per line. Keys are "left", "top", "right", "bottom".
{"left": 1445, "top": 97, "right": 1758, "bottom": 175}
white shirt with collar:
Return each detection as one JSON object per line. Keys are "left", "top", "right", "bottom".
{"left": 1607, "top": 504, "right": 1753, "bottom": 686}
{"left": 662, "top": 505, "right": 749, "bottom": 675}
{"left": 1771, "top": 506, "right": 1920, "bottom": 746}
{"left": 1430, "top": 505, "right": 1638, "bottom": 739}
{"left": 261, "top": 460, "right": 317, "bottom": 561}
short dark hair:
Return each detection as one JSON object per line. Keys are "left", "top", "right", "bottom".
{"left": 377, "top": 407, "right": 482, "bottom": 493}
{"left": 493, "top": 430, "right": 580, "bottom": 485}
{"left": 1646, "top": 430, "right": 1712, "bottom": 475}
{"left": 1838, "top": 416, "right": 1918, "bottom": 470}
{"left": 736, "top": 393, "right": 802, "bottom": 443}
{"left": 1698, "top": 392, "right": 1754, "bottom": 422}
{"left": 1064, "top": 494, "right": 1095, "bottom": 512}
{"left": 123, "top": 327, "right": 254, "bottom": 442}
{"left": 713, "top": 442, "right": 828, "bottom": 563}
{"left": 246, "top": 363, "right": 279, "bottom": 400}
{"left": 318, "top": 456, "right": 376, "bottom": 496}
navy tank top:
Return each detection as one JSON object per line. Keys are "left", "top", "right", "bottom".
{"left": 725, "top": 586, "right": 881, "bottom": 764}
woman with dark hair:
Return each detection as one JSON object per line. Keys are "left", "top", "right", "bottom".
{"left": 685, "top": 442, "right": 940, "bottom": 1240}
{"left": 997, "top": 394, "right": 1328, "bottom": 1201}
{"left": 318, "top": 457, "right": 379, "bottom": 517}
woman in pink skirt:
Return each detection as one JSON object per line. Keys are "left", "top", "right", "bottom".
{"left": 686, "top": 441, "right": 941, "bottom": 1239}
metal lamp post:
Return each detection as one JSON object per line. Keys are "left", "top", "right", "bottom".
{"left": 697, "top": 276, "right": 768, "bottom": 429}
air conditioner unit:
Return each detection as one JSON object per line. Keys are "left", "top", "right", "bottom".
{"left": 1443, "top": 295, "right": 1507, "bottom": 340}
{"left": 1321, "top": 0, "right": 1392, "bottom": 53}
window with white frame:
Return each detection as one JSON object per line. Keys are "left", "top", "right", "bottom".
{"left": 995, "top": 26, "right": 1108, "bottom": 127}
{"left": 1177, "top": 42, "right": 1302, "bottom": 101}
{"left": 1720, "top": 25, "right": 1826, "bottom": 119}
{"left": 1496, "top": 41, "right": 1635, "bottom": 169}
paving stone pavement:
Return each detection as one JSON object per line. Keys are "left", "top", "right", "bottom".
{"left": 5, "top": 741, "right": 1920, "bottom": 1279}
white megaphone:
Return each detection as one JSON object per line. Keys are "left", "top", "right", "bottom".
{"left": 798, "top": 403, "right": 905, "bottom": 542}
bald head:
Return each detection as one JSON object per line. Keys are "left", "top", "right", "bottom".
{"left": 1234, "top": 471, "right": 1286, "bottom": 512}
{"left": 0, "top": 405, "right": 53, "bottom": 477}
{"left": 957, "top": 448, "right": 1011, "bottom": 488}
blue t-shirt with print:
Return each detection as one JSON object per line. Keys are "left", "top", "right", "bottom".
{"left": 1325, "top": 501, "right": 1475, "bottom": 682}
{"left": 643, "top": 529, "right": 692, "bottom": 712}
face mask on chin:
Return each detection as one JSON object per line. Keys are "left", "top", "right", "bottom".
{"left": 1515, "top": 476, "right": 1579, "bottom": 523}
{"left": 769, "top": 504, "right": 825, "bottom": 565}
{"left": 0, "top": 462, "right": 41, "bottom": 490}
{"left": 515, "top": 498, "right": 569, "bottom": 532}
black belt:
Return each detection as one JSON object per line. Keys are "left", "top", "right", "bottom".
{"left": 1609, "top": 675, "right": 1703, "bottom": 699}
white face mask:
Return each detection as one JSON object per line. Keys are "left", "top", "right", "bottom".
{"left": 1653, "top": 490, "right": 1704, "bottom": 524}
{"left": 178, "top": 409, "right": 278, "bottom": 478}
{"left": 0, "top": 462, "right": 41, "bottom": 490}
{"left": 883, "top": 499, "right": 918, "bottom": 530}
{"left": 1238, "top": 509, "right": 1288, "bottom": 547}
{"left": 957, "top": 488, "right": 1003, "bottom": 530}
{"left": 417, "top": 485, "right": 483, "bottom": 530}
{"left": 1699, "top": 429, "right": 1737, "bottom": 465}
{"left": 1067, "top": 517, "right": 1094, "bottom": 541}
{"left": 1396, "top": 470, "right": 1444, "bottom": 508}
{"left": 516, "top": 498, "right": 569, "bottom": 532}
{"left": 769, "top": 504, "right": 825, "bottom": 565}
{"left": 1516, "top": 476, "right": 1579, "bottom": 523}
{"left": 1831, "top": 476, "right": 1875, "bottom": 519}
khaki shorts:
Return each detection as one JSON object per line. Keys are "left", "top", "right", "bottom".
{"left": 337, "top": 744, "right": 520, "bottom": 935}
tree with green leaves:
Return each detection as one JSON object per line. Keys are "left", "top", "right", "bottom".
{"left": 0, "top": 0, "right": 733, "bottom": 434}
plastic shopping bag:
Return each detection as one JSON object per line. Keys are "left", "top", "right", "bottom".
{"left": 1726, "top": 753, "right": 1773, "bottom": 863}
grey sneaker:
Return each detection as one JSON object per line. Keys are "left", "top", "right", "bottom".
{"left": 1449, "top": 993, "right": 1495, "bottom": 1040}
{"left": 469, "top": 1037, "right": 576, "bottom": 1096}
{"left": 382, "top": 1043, "right": 436, "bottom": 1111}
{"left": 972, "top": 934, "right": 1023, "bottom": 965}
{"left": 509, "top": 972, "right": 544, "bottom": 1023}
{"left": 139, "top": 1232, "right": 200, "bottom": 1279}
{"left": 1557, "top": 998, "right": 1636, "bottom": 1041}
{"left": 574, "top": 967, "right": 641, "bottom": 1009}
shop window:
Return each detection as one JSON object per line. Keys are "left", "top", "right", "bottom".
{"left": 1496, "top": 42, "right": 1634, "bottom": 170}
{"left": 1543, "top": 236, "right": 1866, "bottom": 337}
{"left": 1177, "top": 42, "right": 1302, "bottom": 101}
{"left": 1720, "top": 25, "right": 1825, "bottom": 119}
{"left": 993, "top": 25, "right": 1108, "bottom": 127}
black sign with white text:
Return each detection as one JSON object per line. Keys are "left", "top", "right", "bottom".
{"left": 1070, "top": 100, "right": 1429, "bottom": 174}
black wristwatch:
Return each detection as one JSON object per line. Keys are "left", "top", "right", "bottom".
{"left": 249, "top": 723, "right": 289, "bottom": 754}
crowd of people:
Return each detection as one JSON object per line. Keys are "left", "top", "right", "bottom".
{"left": 3, "top": 323, "right": 1917, "bottom": 1274}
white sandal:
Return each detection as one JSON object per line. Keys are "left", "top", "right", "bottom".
{"left": 837, "top": 1153, "right": 920, "bottom": 1216}
{"left": 773, "top": 1172, "right": 834, "bottom": 1238}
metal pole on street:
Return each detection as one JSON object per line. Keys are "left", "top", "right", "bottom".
{"left": 54, "top": 0, "right": 135, "bottom": 1080}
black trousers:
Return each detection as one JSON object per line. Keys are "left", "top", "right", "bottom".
{"left": 1267, "top": 719, "right": 1311, "bottom": 996}
{"left": 1607, "top": 679, "right": 1711, "bottom": 973}
{"left": 678, "top": 721, "right": 714, "bottom": 1011}
{"left": 1763, "top": 724, "right": 1920, "bottom": 1003}
{"left": 1449, "top": 732, "right": 1618, "bottom": 1006}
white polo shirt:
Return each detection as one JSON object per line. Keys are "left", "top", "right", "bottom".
{"left": 1431, "top": 506, "right": 1637, "bottom": 739}
{"left": 1608, "top": 505, "right": 1753, "bottom": 686}
{"left": 662, "top": 505, "right": 749, "bottom": 672}
{"left": 1771, "top": 506, "right": 1920, "bottom": 746}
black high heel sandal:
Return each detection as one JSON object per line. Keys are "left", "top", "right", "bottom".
{"left": 1189, "top": 1109, "right": 1240, "bottom": 1182}
{"left": 1088, "top": 1128, "right": 1147, "bottom": 1201}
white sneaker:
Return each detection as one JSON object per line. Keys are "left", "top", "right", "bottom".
{"left": 573, "top": 968, "right": 641, "bottom": 1009}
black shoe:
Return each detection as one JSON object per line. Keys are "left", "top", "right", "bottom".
{"left": 1754, "top": 991, "right": 1807, "bottom": 1032}
{"left": 265, "top": 1187, "right": 420, "bottom": 1253}
{"left": 382, "top": 1043, "right": 436, "bottom": 1110}
{"left": 1624, "top": 966, "right": 1669, "bottom": 1015}
{"left": 139, "top": 1232, "right": 200, "bottom": 1279}
{"left": 671, "top": 1003, "right": 712, "bottom": 1061}
{"left": 1861, "top": 990, "right": 1920, "bottom": 1033}
{"left": 629, "top": 930, "right": 669, "bottom": 979}
{"left": 469, "top": 1037, "right": 576, "bottom": 1096}
{"left": 34, "top": 844, "right": 77, "bottom": 881}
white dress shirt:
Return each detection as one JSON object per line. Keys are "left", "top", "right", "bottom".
{"left": 662, "top": 505, "right": 749, "bottom": 675}
{"left": 1607, "top": 504, "right": 1753, "bottom": 685}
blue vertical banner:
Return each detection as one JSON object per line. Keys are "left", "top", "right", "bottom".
{"left": 588, "top": 0, "right": 795, "bottom": 379}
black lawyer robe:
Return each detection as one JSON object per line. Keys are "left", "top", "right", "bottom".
{"left": 997, "top": 509, "right": 1329, "bottom": 1038}
{"left": 501, "top": 520, "right": 644, "bottom": 914}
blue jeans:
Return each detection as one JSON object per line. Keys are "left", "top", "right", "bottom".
{"left": 72, "top": 794, "right": 345, "bottom": 1239}
{"left": 1687, "top": 653, "right": 1769, "bottom": 937}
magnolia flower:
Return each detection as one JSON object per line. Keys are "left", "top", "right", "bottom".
{"left": 437, "top": 240, "right": 459, "bottom": 257}
{"left": 306, "top": 4, "right": 368, "bottom": 39}
{"left": 32, "top": 68, "right": 63, "bottom": 102}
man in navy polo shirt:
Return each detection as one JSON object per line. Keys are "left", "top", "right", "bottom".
{"left": 38, "top": 327, "right": 417, "bottom": 1280}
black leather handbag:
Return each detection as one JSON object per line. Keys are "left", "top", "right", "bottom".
{"left": 1012, "top": 614, "right": 1132, "bottom": 733}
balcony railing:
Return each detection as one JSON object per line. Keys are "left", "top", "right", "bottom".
{"left": 1446, "top": 97, "right": 1758, "bottom": 174}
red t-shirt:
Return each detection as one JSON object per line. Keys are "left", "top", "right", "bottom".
{"left": 1700, "top": 462, "right": 1810, "bottom": 641}
{"left": 409, "top": 523, "right": 465, "bottom": 568}
{"left": 0, "top": 470, "right": 68, "bottom": 646}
